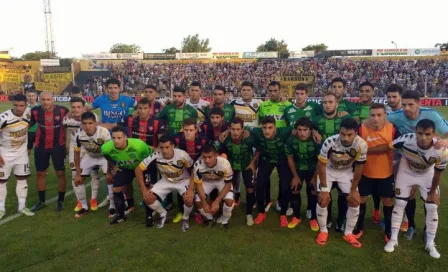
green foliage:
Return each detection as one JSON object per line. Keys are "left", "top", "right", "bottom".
{"left": 257, "top": 38, "right": 289, "bottom": 58}
{"left": 110, "top": 43, "right": 141, "bottom": 53}
{"left": 181, "top": 34, "right": 211, "bottom": 53}
{"left": 302, "top": 43, "right": 328, "bottom": 54}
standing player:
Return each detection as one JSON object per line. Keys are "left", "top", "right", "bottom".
{"left": 353, "top": 81, "right": 374, "bottom": 124}
{"left": 316, "top": 118, "right": 367, "bottom": 248}
{"left": 285, "top": 117, "right": 320, "bottom": 230}
{"left": 101, "top": 126, "right": 153, "bottom": 224}
{"left": 26, "top": 89, "right": 39, "bottom": 155}
{"left": 259, "top": 81, "right": 291, "bottom": 128}
{"left": 135, "top": 135, "right": 194, "bottom": 232}
{"left": 0, "top": 94, "right": 34, "bottom": 219}
{"left": 186, "top": 81, "right": 209, "bottom": 123}
{"left": 142, "top": 85, "right": 164, "bottom": 117}
{"left": 194, "top": 145, "right": 234, "bottom": 229}
{"left": 231, "top": 81, "right": 263, "bottom": 128}
{"left": 284, "top": 84, "right": 321, "bottom": 126}
{"left": 385, "top": 84, "right": 403, "bottom": 114}
{"left": 29, "top": 92, "right": 69, "bottom": 212}
{"left": 384, "top": 119, "right": 448, "bottom": 259}
{"left": 200, "top": 108, "right": 229, "bottom": 142}
{"left": 73, "top": 112, "right": 111, "bottom": 218}
{"left": 329, "top": 77, "right": 357, "bottom": 115}
{"left": 217, "top": 118, "right": 259, "bottom": 225}
{"left": 204, "top": 85, "right": 235, "bottom": 122}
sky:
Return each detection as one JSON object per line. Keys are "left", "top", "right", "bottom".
{"left": 1, "top": 0, "right": 447, "bottom": 58}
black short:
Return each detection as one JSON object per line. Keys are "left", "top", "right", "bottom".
{"left": 358, "top": 175, "right": 395, "bottom": 198}
{"left": 233, "top": 169, "right": 254, "bottom": 189}
{"left": 144, "top": 162, "right": 158, "bottom": 187}
{"left": 34, "top": 146, "right": 66, "bottom": 172}
{"left": 27, "top": 131, "right": 36, "bottom": 150}
{"left": 114, "top": 168, "right": 135, "bottom": 188}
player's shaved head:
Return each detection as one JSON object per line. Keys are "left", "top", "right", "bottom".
{"left": 40, "top": 91, "right": 54, "bottom": 111}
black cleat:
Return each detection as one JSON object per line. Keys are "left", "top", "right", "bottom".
{"left": 146, "top": 216, "right": 154, "bottom": 228}
{"left": 110, "top": 216, "right": 127, "bottom": 225}
{"left": 75, "top": 208, "right": 88, "bottom": 218}
{"left": 222, "top": 223, "right": 230, "bottom": 230}
{"left": 165, "top": 203, "right": 173, "bottom": 211}
{"left": 108, "top": 208, "right": 116, "bottom": 218}
{"left": 55, "top": 202, "right": 64, "bottom": 212}
{"left": 204, "top": 218, "right": 216, "bottom": 227}
{"left": 335, "top": 220, "right": 345, "bottom": 233}
{"left": 30, "top": 201, "right": 47, "bottom": 212}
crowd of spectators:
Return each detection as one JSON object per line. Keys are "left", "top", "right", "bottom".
{"left": 81, "top": 57, "right": 448, "bottom": 98}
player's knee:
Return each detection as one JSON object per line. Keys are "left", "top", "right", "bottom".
{"left": 382, "top": 197, "right": 393, "bottom": 206}
{"left": 247, "top": 188, "right": 254, "bottom": 194}
{"left": 112, "top": 186, "right": 122, "bottom": 194}
{"left": 348, "top": 198, "right": 359, "bottom": 208}
{"left": 55, "top": 171, "right": 65, "bottom": 178}
{"left": 318, "top": 198, "right": 329, "bottom": 208}
{"left": 36, "top": 171, "right": 46, "bottom": 178}
{"left": 395, "top": 198, "right": 407, "bottom": 210}
{"left": 224, "top": 199, "right": 234, "bottom": 207}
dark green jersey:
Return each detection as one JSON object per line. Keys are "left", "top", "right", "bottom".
{"left": 285, "top": 135, "right": 319, "bottom": 171}
{"left": 251, "top": 127, "right": 292, "bottom": 164}
{"left": 204, "top": 104, "right": 235, "bottom": 123}
{"left": 284, "top": 101, "right": 322, "bottom": 126}
{"left": 157, "top": 103, "right": 198, "bottom": 135}
{"left": 101, "top": 138, "right": 153, "bottom": 170}
{"left": 353, "top": 103, "right": 371, "bottom": 123}
{"left": 314, "top": 114, "right": 351, "bottom": 141}
{"left": 216, "top": 132, "right": 258, "bottom": 171}
{"left": 337, "top": 99, "right": 357, "bottom": 115}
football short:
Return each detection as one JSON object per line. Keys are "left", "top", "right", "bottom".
{"left": 0, "top": 154, "right": 30, "bottom": 180}
{"left": 151, "top": 178, "right": 190, "bottom": 201}
{"left": 27, "top": 131, "right": 36, "bottom": 151}
{"left": 113, "top": 168, "right": 135, "bottom": 188}
{"left": 358, "top": 175, "right": 394, "bottom": 198}
{"left": 394, "top": 169, "right": 438, "bottom": 201}
{"left": 194, "top": 181, "right": 234, "bottom": 202}
{"left": 80, "top": 153, "right": 107, "bottom": 176}
{"left": 317, "top": 167, "right": 354, "bottom": 195}
{"left": 34, "top": 146, "right": 66, "bottom": 172}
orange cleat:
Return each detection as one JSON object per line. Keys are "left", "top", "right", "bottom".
{"left": 343, "top": 234, "right": 362, "bottom": 248}
{"left": 310, "top": 219, "right": 319, "bottom": 232}
{"left": 254, "top": 213, "right": 267, "bottom": 225}
{"left": 372, "top": 209, "right": 380, "bottom": 224}
{"left": 90, "top": 199, "right": 98, "bottom": 211}
{"left": 287, "top": 217, "right": 301, "bottom": 229}
{"left": 353, "top": 230, "right": 364, "bottom": 239}
{"left": 316, "top": 232, "right": 328, "bottom": 246}
{"left": 280, "top": 215, "right": 288, "bottom": 228}
{"left": 400, "top": 221, "right": 409, "bottom": 232}
{"left": 74, "top": 200, "right": 82, "bottom": 212}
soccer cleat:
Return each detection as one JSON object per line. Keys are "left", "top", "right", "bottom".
{"left": 203, "top": 218, "right": 216, "bottom": 227}
{"left": 194, "top": 213, "right": 203, "bottom": 225}
{"left": 75, "top": 208, "right": 88, "bottom": 218}
{"left": 108, "top": 208, "right": 116, "bottom": 218}
{"left": 173, "top": 212, "right": 183, "bottom": 223}
{"left": 404, "top": 227, "right": 416, "bottom": 240}
{"left": 165, "top": 203, "right": 173, "bottom": 211}
{"left": 287, "top": 217, "right": 301, "bottom": 229}
{"left": 254, "top": 213, "right": 267, "bottom": 225}
{"left": 181, "top": 219, "right": 190, "bottom": 232}
{"left": 74, "top": 200, "right": 82, "bottom": 212}
{"left": 276, "top": 202, "right": 281, "bottom": 212}
{"left": 316, "top": 232, "right": 329, "bottom": 246}
{"left": 335, "top": 221, "right": 345, "bottom": 233}
{"left": 264, "top": 202, "right": 272, "bottom": 212}
{"left": 353, "top": 230, "right": 364, "bottom": 239}
{"left": 310, "top": 219, "right": 319, "bottom": 232}
{"left": 384, "top": 240, "right": 398, "bottom": 253}
{"left": 400, "top": 221, "right": 409, "bottom": 232}
{"left": 425, "top": 244, "right": 441, "bottom": 259}
{"left": 30, "top": 201, "right": 46, "bottom": 212}
{"left": 55, "top": 202, "right": 64, "bottom": 212}
{"left": 146, "top": 217, "right": 154, "bottom": 228}
{"left": 156, "top": 216, "right": 167, "bottom": 229}
{"left": 326, "top": 221, "right": 333, "bottom": 229}
{"left": 0, "top": 210, "right": 5, "bottom": 220}
{"left": 246, "top": 215, "right": 254, "bottom": 226}
{"left": 234, "top": 200, "right": 240, "bottom": 207}
{"left": 373, "top": 209, "right": 380, "bottom": 224}
{"left": 286, "top": 208, "right": 293, "bottom": 217}
{"left": 306, "top": 210, "right": 312, "bottom": 219}
{"left": 280, "top": 215, "right": 288, "bottom": 228}
{"left": 98, "top": 198, "right": 110, "bottom": 208}
{"left": 124, "top": 206, "right": 135, "bottom": 216}
{"left": 110, "top": 216, "right": 127, "bottom": 225}
{"left": 90, "top": 199, "right": 98, "bottom": 211}
{"left": 216, "top": 215, "right": 224, "bottom": 224}
{"left": 343, "top": 234, "right": 362, "bottom": 248}
{"left": 222, "top": 223, "right": 230, "bottom": 230}
{"left": 18, "top": 208, "right": 35, "bottom": 216}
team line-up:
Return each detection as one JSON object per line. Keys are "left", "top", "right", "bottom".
{"left": 0, "top": 77, "right": 448, "bottom": 259}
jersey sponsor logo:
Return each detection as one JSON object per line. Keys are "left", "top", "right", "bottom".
{"left": 304, "top": 106, "right": 312, "bottom": 111}
{"left": 104, "top": 110, "right": 127, "bottom": 119}
{"left": 367, "top": 136, "right": 381, "bottom": 142}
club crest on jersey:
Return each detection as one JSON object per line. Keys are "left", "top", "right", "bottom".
{"left": 70, "top": 162, "right": 74, "bottom": 169}
{"left": 395, "top": 188, "right": 401, "bottom": 195}
{"left": 253, "top": 103, "right": 259, "bottom": 109}
{"left": 26, "top": 113, "right": 31, "bottom": 119}
{"left": 217, "top": 171, "right": 224, "bottom": 177}
{"left": 129, "top": 153, "right": 136, "bottom": 159}
{"left": 97, "top": 139, "right": 104, "bottom": 145}
{"left": 428, "top": 157, "right": 436, "bottom": 164}
{"left": 0, "top": 172, "right": 4, "bottom": 178}
{"left": 177, "top": 160, "right": 183, "bottom": 167}
{"left": 120, "top": 102, "right": 126, "bottom": 108}
{"left": 349, "top": 148, "right": 357, "bottom": 157}
{"left": 305, "top": 112, "right": 311, "bottom": 117}
{"left": 46, "top": 116, "right": 52, "bottom": 122}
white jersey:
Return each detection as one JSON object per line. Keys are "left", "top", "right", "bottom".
{"left": 318, "top": 134, "right": 368, "bottom": 171}
{"left": 139, "top": 148, "right": 193, "bottom": 183}
{"left": 186, "top": 98, "right": 209, "bottom": 122}
{"left": 0, "top": 108, "right": 31, "bottom": 158}
{"left": 231, "top": 98, "right": 263, "bottom": 127}
{"left": 391, "top": 133, "right": 448, "bottom": 175}
{"left": 73, "top": 126, "right": 111, "bottom": 158}
{"left": 63, "top": 113, "right": 98, "bottom": 145}
{"left": 193, "top": 156, "right": 233, "bottom": 184}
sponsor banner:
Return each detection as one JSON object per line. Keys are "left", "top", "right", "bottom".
{"left": 331, "top": 49, "right": 372, "bottom": 57}
{"left": 212, "top": 52, "right": 241, "bottom": 59}
{"left": 81, "top": 53, "right": 144, "bottom": 60}
{"left": 280, "top": 75, "right": 314, "bottom": 82}
{"left": 307, "top": 97, "right": 448, "bottom": 106}
{"left": 289, "top": 50, "right": 315, "bottom": 58}
{"left": 35, "top": 82, "right": 59, "bottom": 93}
{"left": 372, "top": 48, "right": 410, "bottom": 56}
{"left": 243, "top": 52, "right": 278, "bottom": 59}
{"left": 410, "top": 48, "right": 440, "bottom": 56}
{"left": 43, "top": 66, "right": 71, "bottom": 73}
{"left": 0, "top": 50, "right": 11, "bottom": 60}
{"left": 36, "top": 96, "right": 94, "bottom": 103}
{"left": 44, "top": 73, "right": 72, "bottom": 82}
{"left": 175, "top": 52, "right": 213, "bottom": 59}
{"left": 79, "top": 60, "right": 109, "bottom": 71}
{"left": 143, "top": 53, "right": 176, "bottom": 60}
{"left": 4, "top": 73, "right": 21, "bottom": 83}
{"left": 40, "top": 59, "right": 60, "bottom": 66}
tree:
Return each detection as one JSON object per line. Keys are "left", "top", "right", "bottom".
{"left": 163, "top": 47, "right": 180, "bottom": 54}
{"left": 256, "top": 38, "right": 289, "bottom": 58}
{"left": 435, "top": 43, "right": 448, "bottom": 50}
{"left": 110, "top": 43, "right": 141, "bottom": 53}
{"left": 19, "top": 51, "right": 51, "bottom": 60}
{"left": 302, "top": 43, "right": 328, "bottom": 54}
{"left": 181, "top": 34, "right": 211, "bottom": 53}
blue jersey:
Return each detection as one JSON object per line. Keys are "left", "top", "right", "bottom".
{"left": 92, "top": 95, "right": 135, "bottom": 124}
{"left": 387, "top": 107, "right": 448, "bottom": 135}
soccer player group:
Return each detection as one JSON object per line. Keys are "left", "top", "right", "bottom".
{"left": 0, "top": 77, "right": 447, "bottom": 259}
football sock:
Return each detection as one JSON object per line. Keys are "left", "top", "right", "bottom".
{"left": 182, "top": 204, "right": 193, "bottom": 220}
{"left": 316, "top": 204, "right": 328, "bottom": 233}
{"left": 222, "top": 203, "right": 234, "bottom": 224}
{"left": 0, "top": 182, "right": 7, "bottom": 211}
{"left": 425, "top": 202, "right": 438, "bottom": 246}
{"left": 391, "top": 199, "right": 407, "bottom": 241}
{"left": 16, "top": 180, "right": 28, "bottom": 211}
{"left": 344, "top": 206, "right": 360, "bottom": 236}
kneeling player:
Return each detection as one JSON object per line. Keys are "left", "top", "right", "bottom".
{"left": 316, "top": 118, "right": 367, "bottom": 248}
{"left": 384, "top": 119, "right": 447, "bottom": 259}
{"left": 194, "top": 144, "right": 234, "bottom": 229}
{"left": 135, "top": 135, "right": 194, "bottom": 232}
{"left": 73, "top": 112, "right": 112, "bottom": 218}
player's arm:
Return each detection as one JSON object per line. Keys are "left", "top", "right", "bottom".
{"left": 317, "top": 139, "right": 331, "bottom": 191}
{"left": 351, "top": 143, "right": 368, "bottom": 190}
{"left": 247, "top": 149, "right": 260, "bottom": 175}
{"left": 285, "top": 138, "right": 301, "bottom": 191}
{"left": 73, "top": 134, "right": 83, "bottom": 185}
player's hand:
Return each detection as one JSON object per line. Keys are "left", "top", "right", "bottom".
{"left": 337, "top": 111, "right": 349, "bottom": 118}
{"left": 242, "top": 130, "right": 250, "bottom": 139}
{"left": 348, "top": 189, "right": 360, "bottom": 205}
{"left": 318, "top": 191, "right": 330, "bottom": 203}
{"left": 434, "top": 139, "right": 448, "bottom": 150}
{"left": 66, "top": 111, "right": 74, "bottom": 119}
{"left": 106, "top": 172, "right": 114, "bottom": 185}
{"left": 74, "top": 175, "right": 83, "bottom": 186}
{"left": 218, "top": 130, "right": 230, "bottom": 143}
{"left": 211, "top": 200, "right": 220, "bottom": 215}
{"left": 246, "top": 162, "right": 257, "bottom": 177}
{"left": 290, "top": 176, "right": 301, "bottom": 194}
{"left": 143, "top": 189, "right": 153, "bottom": 203}
{"left": 312, "top": 130, "right": 322, "bottom": 144}
{"left": 184, "top": 187, "right": 194, "bottom": 203}
{"left": 426, "top": 191, "right": 440, "bottom": 206}
{"left": 0, "top": 155, "right": 4, "bottom": 167}
{"left": 203, "top": 202, "right": 211, "bottom": 214}
{"left": 132, "top": 110, "right": 139, "bottom": 117}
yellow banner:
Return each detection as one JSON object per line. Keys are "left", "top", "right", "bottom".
{"left": 44, "top": 73, "right": 72, "bottom": 82}
{"left": 4, "top": 73, "right": 22, "bottom": 83}
{"left": 35, "top": 82, "right": 59, "bottom": 93}
{"left": 0, "top": 73, "right": 4, "bottom": 82}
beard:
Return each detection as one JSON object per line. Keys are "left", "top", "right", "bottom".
{"left": 324, "top": 109, "right": 336, "bottom": 115}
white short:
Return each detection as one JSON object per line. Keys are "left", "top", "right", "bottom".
{"left": 194, "top": 181, "right": 234, "bottom": 202}
{"left": 0, "top": 154, "right": 30, "bottom": 180}
{"left": 80, "top": 153, "right": 107, "bottom": 176}
{"left": 395, "top": 168, "right": 439, "bottom": 200}
{"left": 152, "top": 178, "right": 190, "bottom": 201}
{"left": 317, "top": 167, "right": 354, "bottom": 194}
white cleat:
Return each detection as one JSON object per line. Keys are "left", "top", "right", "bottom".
{"left": 0, "top": 210, "right": 5, "bottom": 220}
{"left": 286, "top": 208, "right": 293, "bottom": 216}
{"left": 18, "top": 208, "right": 35, "bottom": 216}
{"left": 425, "top": 244, "right": 441, "bottom": 259}
{"left": 276, "top": 202, "right": 281, "bottom": 212}
{"left": 306, "top": 210, "right": 312, "bottom": 219}
{"left": 246, "top": 215, "right": 254, "bottom": 226}
{"left": 384, "top": 240, "right": 398, "bottom": 253}
{"left": 264, "top": 202, "right": 272, "bottom": 212}
{"left": 98, "top": 198, "right": 110, "bottom": 208}
{"left": 216, "top": 215, "right": 224, "bottom": 224}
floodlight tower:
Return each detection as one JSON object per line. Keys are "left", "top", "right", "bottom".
{"left": 43, "top": 0, "right": 56, "bottom": 58}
